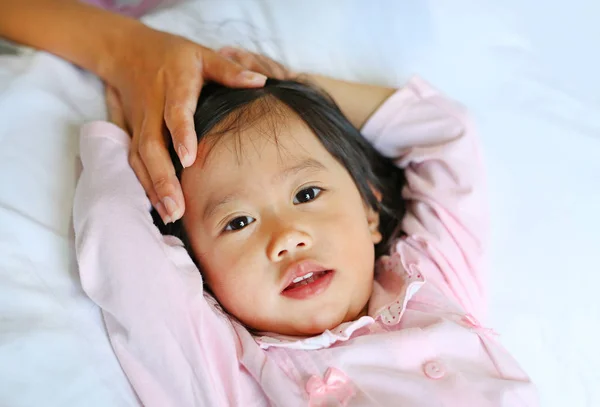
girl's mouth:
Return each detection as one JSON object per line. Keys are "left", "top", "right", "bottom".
{"left": 281, "top": 269, "right": 335, "bottom": 300}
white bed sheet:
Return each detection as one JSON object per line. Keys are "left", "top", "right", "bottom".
{"left": 1, "top": 1, "right": 599, "bottom": 406}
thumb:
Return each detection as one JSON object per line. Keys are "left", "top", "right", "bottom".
{"left": 201, "top": 49, "right": 267, "bottom": 88}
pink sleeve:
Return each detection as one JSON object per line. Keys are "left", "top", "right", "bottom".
{"left": 73, "top": 121, "right": 245, "bottom": 406}
{"left": 362, "top": 77, "right": 488, "bottom": 317}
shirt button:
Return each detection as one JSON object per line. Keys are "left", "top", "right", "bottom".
{"left": 423, "top": 361, "right": 446, "bottom": 380}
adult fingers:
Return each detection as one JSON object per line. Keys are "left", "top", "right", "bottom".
{"left": 218, "top": 47, "right": 264, "bottom": 73}
{"left": 201, "top": 48, "right": 267, "bottom": 88}
{"left": 218, "top": 47, "right": 287, "bottom": 79}
{"left": 217, "top": 46, "right": 238, "bottom": 59}
{"left": 163, "top": 57, "right": 204, "bottom": 169}
{"left": 164, "top": 49, "right": 268, "bottom": 169}
{"left": 128, "top": 150, "right": 170, "bottom": 223}
{"left": 137, "top": 104, "right": 185, "bottom": 222}
{"left": 107, "top": 86, "right": 173, "bottom": 222}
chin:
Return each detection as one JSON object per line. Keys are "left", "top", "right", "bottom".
{"left": 292, "top": 307, "right": 348, "bottom": 336}
{"left": 287, "top": 298, "right": 370, "bottom": 336}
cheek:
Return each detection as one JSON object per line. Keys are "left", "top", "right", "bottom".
{"left": 316, "top": 206, "right": 375, "bottom": 308}
{"left": 320, "top": 187, "right": 373, "bottom": 240}
{"left": 201, "top": 244, "right": 245, "bottom": 288}
{"left": 318, "top": 209, "right": 370, "bottom": 245}
{"left": 317, "top": 188, "right": 376, "bottom": 269}
{"left": 196, "top": 241, "right": 264, "bottom": 313}
{"left": 314, "top": 202, "right": 375, "bottom": 272}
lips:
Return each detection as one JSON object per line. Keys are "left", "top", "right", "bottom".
{"left": 284, "top": 270, "right": 329, "bottom": 290}
{"left": 280, "top": 260, "right": 335, "bottom": 300}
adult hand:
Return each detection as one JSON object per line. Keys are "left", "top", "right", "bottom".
{"left": 218, "top": 46, "right": 295, "bottom": 80}
{"left": 106, "top": 27, "right": 267, "bottom": 224}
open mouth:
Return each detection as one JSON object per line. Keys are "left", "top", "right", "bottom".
{"left": 281, "top": 269, "right": 334, "bottom": 300}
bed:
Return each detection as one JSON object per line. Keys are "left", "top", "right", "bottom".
{"left": 1, "top": 1, "right": 598, "bottom": 406}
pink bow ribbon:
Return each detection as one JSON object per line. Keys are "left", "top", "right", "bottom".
{"left": 306, "top": 367, "right": 356, "bottom": 406}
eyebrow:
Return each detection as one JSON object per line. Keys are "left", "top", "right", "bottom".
{"left": 202, "top": 158, "right": 327, "bottom": 221}
{"left": 272, "top": 157, "right": 327, "bottom": 183}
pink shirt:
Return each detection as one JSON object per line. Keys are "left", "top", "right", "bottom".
{"left": 74, "top": 77, "right": 539, "bottom": 406}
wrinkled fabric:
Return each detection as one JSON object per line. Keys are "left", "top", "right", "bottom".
{"left": 73, "top": 77, "right": 539, "bottom": 406}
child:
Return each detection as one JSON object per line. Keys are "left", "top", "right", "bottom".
{"left": 74, "top": 54, "right": 539, "bottom": 406}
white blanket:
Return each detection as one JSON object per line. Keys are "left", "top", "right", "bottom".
{"left": 1, "top": 1, "right": 599, "bottom": 406}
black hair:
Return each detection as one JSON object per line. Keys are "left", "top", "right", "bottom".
{"left": 151, "top": 78, "right": 405, "bottom": 263}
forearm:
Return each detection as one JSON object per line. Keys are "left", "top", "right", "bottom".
{"left": 74, "top": 122, "right": 241, "bottom": 407}
{"left": 0, "top": 0, "right": 141, "bottom": 81}
{"left": 302, "top": 73, "right": 396, "bottom": 129}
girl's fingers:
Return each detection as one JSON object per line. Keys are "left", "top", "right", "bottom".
{"left": 201, "top": 48, "right": 267, "bottom": 88}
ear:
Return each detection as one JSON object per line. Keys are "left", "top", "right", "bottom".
{"left": 366, "top": 184, "right": 383, "bottom": 244}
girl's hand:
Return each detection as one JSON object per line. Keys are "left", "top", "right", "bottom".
{"left": 106, "top": 28, "right": 267, "bottom": 224}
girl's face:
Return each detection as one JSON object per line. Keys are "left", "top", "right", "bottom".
{"left": 181, "top": 110, "right": 381, "bottom": 336}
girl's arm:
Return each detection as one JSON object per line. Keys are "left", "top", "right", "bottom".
{"left": 362, "top": 77, "right": 489, "bottom": 319}
{"left": 74, "top": 122, "right": 247, "bottom": 406}
{"left": 302, "top": 73, "right": 396, "bottom": 129}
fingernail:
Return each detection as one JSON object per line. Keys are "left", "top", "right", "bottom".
{"left": 155, "top": 201, "right": 172, "bottom": 224}
{"left": 162, "top": 196, "right": 181, "bottom": 221}
{"left": 238, "top": 71, "right": 267, "bottom": 86}
{"left": 178, "top": 144, "right": 190, "bottom": 168}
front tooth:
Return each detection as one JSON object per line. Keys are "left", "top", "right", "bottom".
{"left": 292, "top": 272, "right": 314, "bottom": 283}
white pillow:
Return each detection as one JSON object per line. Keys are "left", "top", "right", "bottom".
{"left": 1, "top": 1, "right": 599, "bottom": 406}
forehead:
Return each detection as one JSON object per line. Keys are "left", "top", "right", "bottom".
{"left": 180, "top": 107, "right": 342, "bottom": 222}
{"left": 196, "top": 107, "right": 332, "bottom": 174}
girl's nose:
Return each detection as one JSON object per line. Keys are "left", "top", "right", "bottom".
{"left": 267, "top": 225, "right": 313, "bottom": 262}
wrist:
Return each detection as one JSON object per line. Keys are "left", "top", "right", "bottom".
{"left": 92, "top": 15, "right": 147, "bottom": 84}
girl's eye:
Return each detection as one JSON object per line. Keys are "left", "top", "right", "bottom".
{"left": 293, "top": 187, "right": 323, "bottom": 204}
{"left": 224, "top": 216, "right": 255, "bottom": 232}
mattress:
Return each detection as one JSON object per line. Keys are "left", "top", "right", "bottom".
{"left": 1, "top": 1, "right": 599, "bottom": 406}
